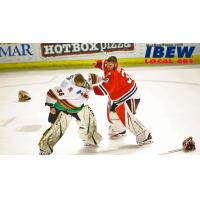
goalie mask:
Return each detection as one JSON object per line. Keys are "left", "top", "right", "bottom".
{"left": 182, "top": 137, "right": 196, "bottom": 152}
{"left": 18, "top": 90, "right": 31, "bottom": 102}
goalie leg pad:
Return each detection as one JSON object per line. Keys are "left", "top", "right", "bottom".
{"left": 107, "top": 97, "right": 126, "bottom": 136}
{"left": 38, "top": 112, "right": 72, "bottom": 154}
{"left": 115, "top": 103, "right": 151, "bottom": 144}
{"left": 76, "top": 105, "right": 102, "bottom": 146}
{"left": 108, "top": 111, "right": 126, "bottom": 137}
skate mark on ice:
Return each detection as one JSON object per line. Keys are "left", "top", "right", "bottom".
{"left": 16, "top": 124, "right": 43, "bottom": 132}
{"left": 0, "top": 117, "right": 16, "bottom": 127}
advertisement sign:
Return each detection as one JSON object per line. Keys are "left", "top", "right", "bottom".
{"left": 40, "top": 43, "right": 134, "bottom": 57}
{"left": 0, "top": 43, "right": 36, "bottom": 63}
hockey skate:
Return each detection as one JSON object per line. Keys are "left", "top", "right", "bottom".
{"left": 137, "top": 133, "right": 153, "bottom": 146}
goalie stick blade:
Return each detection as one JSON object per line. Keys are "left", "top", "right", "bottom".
{"left": 159, "top": 148, "right": 183, "bottom": 155}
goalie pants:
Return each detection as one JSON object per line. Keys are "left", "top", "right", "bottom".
{"left": 110, "top": 98, "right": 140, "bottom": 114}
{"left": 39, "top": 105, "right": 102, "bottom": 154}
{"left": 48, "top": 108, "right": 80, "bottom": 124}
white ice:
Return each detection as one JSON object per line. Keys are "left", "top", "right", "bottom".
{"left": 0, "top": 66, "right": 200, "bottom": 155}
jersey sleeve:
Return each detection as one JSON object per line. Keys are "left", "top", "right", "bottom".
{"left": 93, "top": 84, "right": 108, "bottom": 96}
{"left": 93, "top": 72, "right": 116, "bottom": 96}
{"left": 46, "top": 89, "right": 58, "bottom": 106}
{"left": 61, "top": 79, "right": 73, "bottom": 89}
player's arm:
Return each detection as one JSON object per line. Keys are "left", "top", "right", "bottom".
{"left": 46, "top": 89, "right": 57, "bottom": 106}
{"left": 92, "top": 73, "right": 115, "bottom": 96}
{"left": 92, "top": 84, "right": 107, "bottom": 96}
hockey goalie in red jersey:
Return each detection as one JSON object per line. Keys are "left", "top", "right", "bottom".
{"left": 90, "top": 56, "right": 153, "bottom": 145}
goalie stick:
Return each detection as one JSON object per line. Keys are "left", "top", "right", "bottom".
{"left": 159, "top": 148, "right": 183, "bottom": 155}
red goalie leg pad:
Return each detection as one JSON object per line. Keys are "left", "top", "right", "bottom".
{"left": 115, "top": 103, "right": 126, "bottom": 126}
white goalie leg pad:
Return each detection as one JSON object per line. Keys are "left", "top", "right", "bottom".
{"left": 38, "top": 112, "right": 72, "bottom": 154}
{"left": 124, "top": 103, "right": 151, "bottom": 144}
{"left": 77, "top": 105, "right": 102, "bottom": 146}
{"left": 108, "top": 111, "right": 126, "bottom": 137}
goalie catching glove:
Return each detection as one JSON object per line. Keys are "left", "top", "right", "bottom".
{"left": 182, "top": 137, "right": 196, "bottom": 152}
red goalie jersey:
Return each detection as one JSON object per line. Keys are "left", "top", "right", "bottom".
{"left": 93, "top": 59, "right": 139, "bottom": 105}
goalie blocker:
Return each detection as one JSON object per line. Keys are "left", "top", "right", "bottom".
{"left": 38, "top": 105, "right": 102, "bottom": 155}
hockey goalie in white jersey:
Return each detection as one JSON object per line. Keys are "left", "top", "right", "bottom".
{"left": 38, "top": 73, "right": 102, "bottom": 155}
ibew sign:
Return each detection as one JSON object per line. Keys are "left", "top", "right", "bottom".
{"left": 145, "top": 46, "right": 195, "bottom": 58}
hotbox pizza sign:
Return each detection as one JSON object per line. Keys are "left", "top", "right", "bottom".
{"left": 41, "top": 43, "right": 134, "bottom": 57}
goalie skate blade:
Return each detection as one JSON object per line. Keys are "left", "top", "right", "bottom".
{"left": 137, "top": 140, "right": 154, "bottom": 146}
{"left": 84, "top": 144, "right": 99, "bottom": 148}
{"left": 110, "top": 134, "right": 127, "bottom": 140}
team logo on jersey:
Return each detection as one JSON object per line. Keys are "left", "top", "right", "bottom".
{"left": 144, "top": 44, "right": 195, "bottom": 64}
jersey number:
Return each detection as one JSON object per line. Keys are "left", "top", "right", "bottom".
{"left": 57, "top": 89, "right": 64, "bottom": 96}
{"left": 121, "top": 69, "right": 132, "bottom": 84}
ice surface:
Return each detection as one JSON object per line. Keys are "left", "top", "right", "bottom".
{"left": 0, "top": 66, "right": 200, "bottom": 155}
